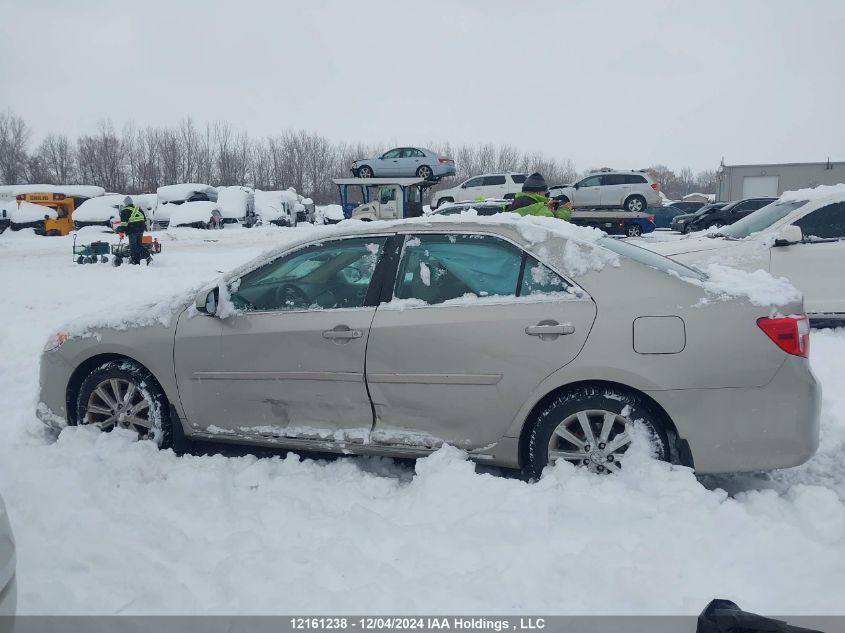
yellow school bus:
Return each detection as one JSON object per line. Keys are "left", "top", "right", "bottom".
{"left": 14, "top": 192, "right": 80, "bottom": 235}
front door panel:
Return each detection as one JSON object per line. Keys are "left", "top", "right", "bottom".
{"left": 175, "top": 309, "right": 376, "bottom": 438}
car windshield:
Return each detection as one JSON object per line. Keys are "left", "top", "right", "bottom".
{"left": 597, "top": 237, "right": 705, "bottom": 280}
{"left": 718, "top": 199, "right": 809, "bottom": 239}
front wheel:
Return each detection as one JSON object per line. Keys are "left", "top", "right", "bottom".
{"left": 76, "top": 360, "right": 173, "bottom": 448}
{"left": 524, "top": 385, "right": 669, "bottom": 479}
{"left": 357, "top": 165, "right": 374, "bottom": 179}
{"left": 626, "top": 224, "right": 642, "bottom": 237}
{"left": 416, "top": 165, "right": 433, "bottom": 180}
{"left": 624, "top": 196, "right": 646, "bottom": 213}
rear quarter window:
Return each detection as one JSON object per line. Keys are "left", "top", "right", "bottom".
{"left": 511, "top": 175, "right": 527, "bottom": 184}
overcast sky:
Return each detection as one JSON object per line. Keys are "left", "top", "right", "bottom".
{"left": 1, "top": 0, "right": 843, "bottom": 173}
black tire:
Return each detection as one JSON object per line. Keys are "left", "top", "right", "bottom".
{"left": 76, "top": 256, "right": 84, "bottom": 265}
{"left": 624, "top": 195, "right": 646, "bottom": 213}
{"left": 434, "top": 197, "right": 453, "bottom": 210}
{"left": 76, "top": 360, "right": 173, "bottom": 448}
{"left": 416, "top": 165, "right": 433, "bottom": 180}
{"left": 626, "top": 224, "right": 642, "bottom": 237}
{"left": 113, "top": 256, "right": 123, "bottom": 267}
{"left": 100, "top": 256, "right": 108, "bottom": 264}
{"left": 358, "top": 165, "right": 374, "bottom": 179}
{"left": 524, "top": 385, "right": 669, "bottom": 479}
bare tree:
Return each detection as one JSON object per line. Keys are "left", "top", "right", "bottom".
{"left": 35, "top": 133, "right": 75, "bottom": 184}
{"left": 0, "top": 110, "right": 31, "bottom": 184}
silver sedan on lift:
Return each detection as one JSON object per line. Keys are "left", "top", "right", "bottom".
{"left": 37, "top": 219, "right": 819, "bottom": 476}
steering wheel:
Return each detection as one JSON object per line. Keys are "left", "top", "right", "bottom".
{"left": 274, "top": 284, "right": 310, "bottom": 309}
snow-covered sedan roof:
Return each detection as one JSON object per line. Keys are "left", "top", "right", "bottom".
{"left": 156, "top": 183, "right": 217, "bottom": 203}
{"left": 71, "top": 194, "right": 124, "bottom": 222}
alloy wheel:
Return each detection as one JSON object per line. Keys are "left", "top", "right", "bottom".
{"left": 85, "top": 377, "right": 153, "bottom": 435}
{"left": 547, "top": 409, "right": 633, "bottom": 473}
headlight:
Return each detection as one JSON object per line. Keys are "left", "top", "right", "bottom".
{"left": 43, "top": 332, "right": 68, "bottom": 353}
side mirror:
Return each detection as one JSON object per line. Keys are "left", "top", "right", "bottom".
{"left": 195, "top": 286, "right": 219, "bottom": 316}
{"left": 573, "top": 183, "right": 580, "bottom": 190}
{"left": 774, "top": 224, "right": 803, "bottom": 247}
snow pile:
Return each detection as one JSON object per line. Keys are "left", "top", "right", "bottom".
{"left": 156, "top": 183, "right": 217, "bottom": 204}
{"left": 168, "top": 201, "right": 218, "bottom": 227}
{"left": 217, "top": 186, "right": 252, "bottom": 221}
{"left": 688, "top": 264, "right": 803, "bottom": 307}
{"left": 0, "top": 184, "right": 105, "bottom": 199}
{"left": 11, "top": 201, "right": 57, "bottom": 223}
{"left": 70, "top": 194, "right": 124, "bottom": 223}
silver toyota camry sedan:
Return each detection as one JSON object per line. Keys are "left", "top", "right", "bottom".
{"left": 37, "top": 219, "right": 820, "bottom": 476}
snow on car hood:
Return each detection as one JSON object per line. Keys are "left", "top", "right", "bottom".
{"left": 71, "top": 195, "right": 123, "bottom": 222}
{"left": 168, "top": 201, "right": 218, "bottom": 226}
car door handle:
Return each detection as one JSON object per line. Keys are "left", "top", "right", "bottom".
{"left": 322, "top": 328, "right": 363, "bottom": 340}
{"left": 525, "top": 323, "right": 575, "bottom": 336}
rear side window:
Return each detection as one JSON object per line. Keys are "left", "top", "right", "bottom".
{"left": 624, "top": 174, "right": 648, "bottom": 184}
{"left": 604, "top": 174, "right": 625, "bottom": 186}
{"left": 794, "top": 202, "right": 845, "bottom": 240}
{"left": 483, "top": 175, "right": 506, "bottom": 186}
{"left": 511, "top": 174, "right": 527, "bottom": 183}
{"left": 394, "top": 234, "right": 523, "bottom": 304}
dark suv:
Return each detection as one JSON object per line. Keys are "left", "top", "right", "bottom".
{"left": 685, "top": 197, "right": 776, "bottom": 232}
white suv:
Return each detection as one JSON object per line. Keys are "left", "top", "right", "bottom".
{"left": 432, "top": 173, "right": 526, "bottom": 209}
{"left": 549, "top": 170, "right": 661, "bottom": 212}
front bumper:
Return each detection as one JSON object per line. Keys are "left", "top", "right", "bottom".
{"left": 648, "top": 355, "right": 821, "bottom": 474}
{"left": 36, "top": 350, "right": 74, "bottom": 429}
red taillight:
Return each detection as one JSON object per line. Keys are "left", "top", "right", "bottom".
{"left": 16, "top": 194, "right": 24, "bottom": 201}
{"left": 757, "top": 315, "right": 810, "bottom": 358}
{"left": 651, "top": 183, "right": 659, "bottom": 191}
{"left": 438, "top": 157, "right": 452, "bottom": 164}
{"left": 52, "top": 193, "right": 66, "bottom": 201}
{"left": 647, "top": 215, "right": 655, "bottom": 223}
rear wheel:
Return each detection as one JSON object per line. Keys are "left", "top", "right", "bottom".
{"left": 76, "top": 360, "right": 173, "bottom": 448}
{"left": 626, "top": 224, "right": 642, "bottom": 237}
{"left": 524, "top": 385, "right": 669, "bottom": 479}
{"left": 624, "top": 195, "right": 646, "bottom": 213}
{"left": 434, "top": 197, "right": 453, "bottom": 209}
{"left": 416, "top": 165, "right": 433, "bottom": 180}
{"left": 357, "top": 165, "right": 374, "bottom": 179}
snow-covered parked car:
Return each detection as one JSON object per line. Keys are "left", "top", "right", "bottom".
{"left": 217, "top": 186, "right": 254, "bottom": 226}
{"left": 645, "top": 184, "right": 845, "bottom": 322}
{"left": 254, "top": 190, "right": 297, "bottom": 227}
{"left": 154, "top": 184, "right": 217, "bottom": 229}
{"left": 38, "top": 217, "right": 819, "bottom": 477}
{"left": 167, "top": 201, "right": 223, "bottom": 229}
{"left": 73, "top": 193, "right": 157, "bottom": 230}
{"left": 315, "top": 204, "right": 345, "bottom": 224}
{"left": 0, "top": 491, "right": 16, "bottom": 616}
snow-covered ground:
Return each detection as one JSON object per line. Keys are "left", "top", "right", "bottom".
{"left": 0, "top": 225, "right": 843, "bottom": 615}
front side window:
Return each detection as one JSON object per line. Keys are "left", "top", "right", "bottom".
{"left": 231, "top": 237, "right": 387, "bottom": 312}
{"left": 578, "top": 175, "right": 603, "bottom": 188}
{"left": 394, "top": 234, "right": 523, "bottom": 305}
{"left": 463, "top": 177, "right": 484, "bottom": 188}
{"left": 382, "top": 149, "right": 401, "bottom": 159}
{"left": 794, "top": 202, "right": 845, "bottom": 240}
